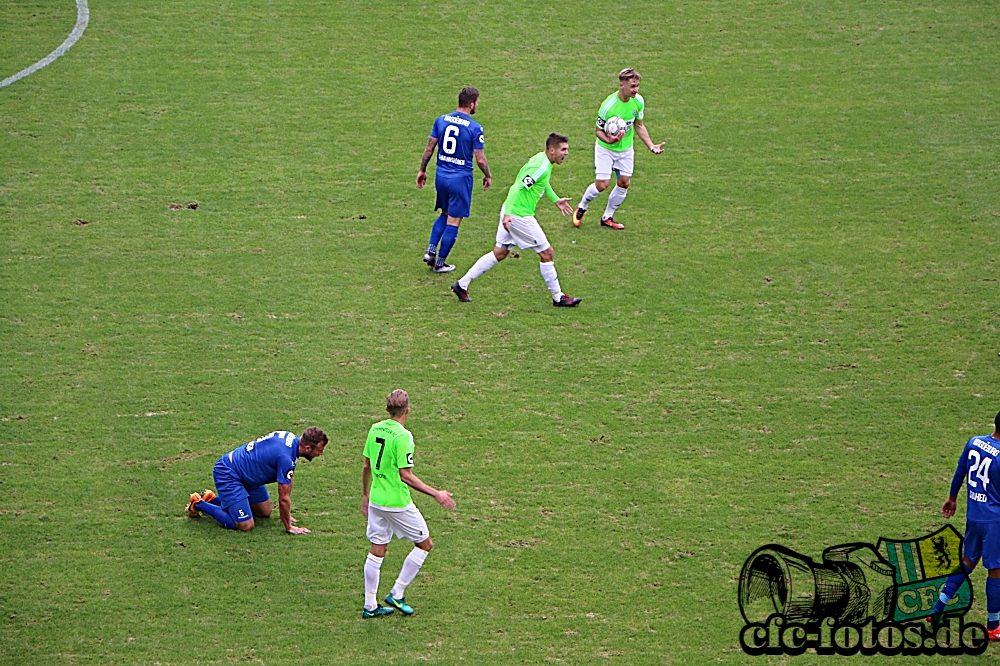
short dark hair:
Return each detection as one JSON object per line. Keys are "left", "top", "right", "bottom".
{"left": 995, "top": 411, "right": 1000, "bottom": 432}
{"left": 458, "top": 87, "right": 479, "bottom": 108}
{"left": 301, "top": 427, "right": 328, "bottom": 447}
{"left": 546, "top": 132, "right": 569, "bottom": 150}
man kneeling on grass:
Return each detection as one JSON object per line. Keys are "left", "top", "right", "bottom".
{"left": 185, "top": 428, "right": 327, "bottom": 534}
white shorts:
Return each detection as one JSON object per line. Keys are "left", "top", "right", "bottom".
{"left": 366, "top": 503, "right": 430, "bottom": 545}
{"left": 594, "top": 142, "right": 634, "bottom": 179}
{"left": 495, "top": 208, "right": 551, "bottom": 253}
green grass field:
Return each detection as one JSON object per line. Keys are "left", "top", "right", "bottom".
{"left": 2, "top": 0, "right": 999, "bottom": 663}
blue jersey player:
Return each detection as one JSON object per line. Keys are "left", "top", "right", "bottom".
{"left": 186, "top": 427, "right": 327, "bottom": 534}
{"left": 416, "top": 87, "right": 492, "bottom": 273}
{"left": 933, "top": 411, "right": 1000, "bottom": 639}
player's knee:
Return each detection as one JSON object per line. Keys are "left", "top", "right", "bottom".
{"left": 538, "top": 248, "right": 554, "bottom": 263}
{"left": 416, "top": 537, "right": 433, "bottom": 552}
{"left": 252, "top": 503, "right": 272, "bottom": 518}
{"left": 595, "top": 180, "right": 611, "bottom": 192}
{"left": 236, "top": 518, "right": 255, "bottom": 532}
{"left": 493, "top": 246, "right": 509, "bottom": 261}
{"left": 617, "top": 176, "right": 631, "bottom": 189}
{"left": 370, "top": 543, "right": 388, "bottom": 557}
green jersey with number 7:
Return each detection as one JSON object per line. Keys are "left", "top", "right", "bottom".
{"left": 363, "top": 419, "right": 415, "bottom": 508}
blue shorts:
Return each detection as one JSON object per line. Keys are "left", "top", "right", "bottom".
{"left": 964, "top": 521, "right": 1000, "bottom": 569}
{"left": 435, "top": 172, "right": 473, "bottom": 218}
{"left": 212, "top": 456, "right": 270, "bottom": 524}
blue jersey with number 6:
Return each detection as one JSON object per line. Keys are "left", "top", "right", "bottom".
{"left": 950, "top": 435, "right": 1000, "bottom": 523}
{"left": 225, "top": 430, "right": 299, "bottom": 488}
{"left": 430, "top": 111, "right": 484, "bottom": 176}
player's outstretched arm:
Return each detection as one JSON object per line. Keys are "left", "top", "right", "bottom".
{"left": 399, "top": 468, "right": 456, "bottom": 510}
{"left": 474, "top": 149, "right": 491, "bottom": 191}
{"left": 554, "top": 197, "right": 573, "bottom": 216}
{"left": 278, "top": 480, "right": 310, "bottom": 534}
{"left": 416, "top": 137, "right": 438, "bottom": 188}
{"left": 634, "top": 119, "right": 665, "bottom": 154}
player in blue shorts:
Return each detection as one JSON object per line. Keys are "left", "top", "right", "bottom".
{"left": 933, "top": 411, "right": 1000, "bottom": 639}
{"left": 185, "top": 427, "right": 327, "bottom": 535}
{"left": 416, "top": 87, "right": 492, "bottom": 273}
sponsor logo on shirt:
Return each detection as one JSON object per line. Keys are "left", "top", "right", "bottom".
{"left": 522, "top": 176, "right": 535, "bottom": 188}
{"left": 406, "top": 453, "right": 413, "bottom": 465}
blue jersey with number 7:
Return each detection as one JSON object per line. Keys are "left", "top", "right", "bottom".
{"left": 430, "top": 111, "right": 484, "bottom": 176}
{"left": 950, "top": 435, "right": 1000, "bottom": 523}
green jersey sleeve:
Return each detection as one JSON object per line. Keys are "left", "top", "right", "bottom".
{"left": 543, "top": 182, "right": 558, "bottom": 203}
{"left": 397, "top": 431, "right": 414, "bottom": 469}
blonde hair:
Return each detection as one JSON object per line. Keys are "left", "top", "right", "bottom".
{"left": 386, "top": 389, "right": 409, "bottom": 416}
{"left": 618, "top": 67, "right": 641, "bottom": 82}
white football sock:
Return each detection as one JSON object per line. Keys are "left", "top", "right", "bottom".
{"left": 580, "top": 183, "right": 601, "bottom": 210}
{"left": 458, "top": 252, "right": 499, "bottom": 290}
{"left": 603, "top": 185, "right": 628, "bottom": 220}
{"left": 364, "top": 553, "right": 383, "bottom": 610}
{"left": 539, "top": 261, "right": 562, "bottom": 300}
{"left": 390, "top": 547, "right": 429, "bottom": 599}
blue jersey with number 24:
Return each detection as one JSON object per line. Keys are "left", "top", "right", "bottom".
{"left": 951, "top": 434, "right": 1000, "bottom": 523}
{"left": 226, "top": 430, "right": 299, "bottom": 488}
{"left": 430, "top": 111, "right": 484, "bottom": 176}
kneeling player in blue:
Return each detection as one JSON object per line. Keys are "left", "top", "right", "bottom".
{"left": 934, "top": 411, "right": 1000, "bottom": 640}
{"left": 416, "top": 86, "right": 491, "bottom": 274}
{"left": 185, "top": 427, "right": 327, "bottom": 535}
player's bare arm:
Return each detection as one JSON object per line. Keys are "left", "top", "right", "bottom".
{"left": 474, "top": 148, "right": 491, "bottom": 190}
{"left": 595, "top": 126, "right": 625, "bottom": 145}
{"left": 399, "top": 467, "right": 456, "bottom": 510}
{"left": 634, "top": 119, "right": 664, "bottom": 154}
{"left": 942, "top": 495, "right": 957, "bottom": 518}
{"left": 278, "top": 480, "right": 310, "bottom": 534}
{"left": 416, "top": 136, "right": 438, "bottom": 188}
{"left": 555, "top": 197, "right": 573, "bottom": 216}
{"left": 361, "top": 457, "right": 372, "bottom": 517}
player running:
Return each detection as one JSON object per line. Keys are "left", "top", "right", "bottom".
{"left": 185, "top": 428, "right": 327, "bottom": 534}
{"left": 361, "top": 390, "right": 456, "bottom": 618}
{"left": 416, "top": 87, "right": 492, "bottom": 273}
{"left": 932, "top": 411, "right": 1000, "bottom": 639}
{"left": 573, "top": 68, "right": 665, "bottom": 230}
{"left": 450, "top": 133, "right": 581, "bottom": 307}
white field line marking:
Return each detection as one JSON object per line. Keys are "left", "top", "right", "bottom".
{"left": 1, "top": 0, "right": 90, "bottom": 89}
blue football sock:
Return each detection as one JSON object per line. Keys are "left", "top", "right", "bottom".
{"left": 931, "top": 569, "right": 971, "bottom": 614}
{"left": 197, "top": 500, "right": 237, "bottom": 529}
{"left": 987, "top": 578, "right": 1000, "bottom": 629}
{"left": 437, "top": 225, "right": 459, "bottom": 265}
{"left": 427, "top": 214, "right": 447, "bottom": 253}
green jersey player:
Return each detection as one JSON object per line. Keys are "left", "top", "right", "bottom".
{"left": 573, "top": 68, "right": 665, "bottom": 230}
{"left": 360, "top": 389, "right": 455, "bottom": 618}
{"left": 451, "top": 133, "right": 582, "bottom": 307}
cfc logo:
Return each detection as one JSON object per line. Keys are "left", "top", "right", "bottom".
{"left": 406, "top": 453, "right": 414, "bottom": 465}
{"left": 286, "top": 470, "right": 294, "bottom": 480}
{"left": 522, "top": 176, "right": 535, "bottom": 188}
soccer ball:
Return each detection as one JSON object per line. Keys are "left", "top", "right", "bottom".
{"left": 604, "top": 116, "right": 625, "bottom": 136}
